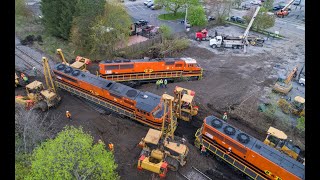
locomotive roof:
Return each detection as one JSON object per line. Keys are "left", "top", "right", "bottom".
{"left": 100, "top": 57, "right": 197, "bottom": 64}
{"left": 53, "top": 63, "right": 162, "bottom": 113}
{"left": 205, "top": 116, "right": 305, "bottom": 180}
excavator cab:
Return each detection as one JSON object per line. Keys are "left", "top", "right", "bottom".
{"left": 264, "top": 127, "right": 301, "bottom": 160}
{"left": 173, "top": 86, "right": 198, "bottom": 121}
{"left": 25, "top": 80, "right": 45, "bottom": 101}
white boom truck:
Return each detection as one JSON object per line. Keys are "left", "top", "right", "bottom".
{"left": 210, "top": 5, "right": 261, "bottom": 52}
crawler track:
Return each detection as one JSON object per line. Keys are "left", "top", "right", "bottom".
{"left": 180, "top": 167, "right": 212, "bottom": 180}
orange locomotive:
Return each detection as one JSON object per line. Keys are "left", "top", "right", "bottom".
{"left": 52, "top": 63, "right": 166, "bottom": 129}
{"left": 98, "top": 57, "right": 203, "bottom": 82}
{"left": 195, "top": 116, "right": 305, "bottom": 180}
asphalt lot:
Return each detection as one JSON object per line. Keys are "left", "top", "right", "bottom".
{"left": 124, "top": 0, "right": 186, "bottom": 33}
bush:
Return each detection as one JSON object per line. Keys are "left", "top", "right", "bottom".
{"left": 296, "top": 116, "right": 305, "bottom": 132}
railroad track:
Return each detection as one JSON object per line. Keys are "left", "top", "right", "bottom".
{"left": 180, "top": 167, "right": 212, "bottom": 180}
{"left": 15, "top": 46, "right": 43, "bottom": 74}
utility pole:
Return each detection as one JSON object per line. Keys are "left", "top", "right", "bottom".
{"left": 184, "top": 5, "right": 189, "bottom": 31}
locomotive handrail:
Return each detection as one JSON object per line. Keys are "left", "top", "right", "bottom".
{"left": 99, "top": 70, "right": 202, "bottom": 82}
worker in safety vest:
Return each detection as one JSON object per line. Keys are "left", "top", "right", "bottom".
{"left": 159, "top": 79, "right": 163, "bottom": 88}
{"left": 156, "top": 80, "right": 160, "bottom": 89}
{"left": 201, "top": 145, "right": 207, "bottom": 156}
{"left": 21, "top": 73, "right": 29, "bottom": 84}
{"left": 32, "top": 67, "right": 37, "bottom": 77}
{"left": 108, "top": 142, "right": 114, "bottom": 152}
{"left": 66, "top": 111, "right": 72, "bottom": 120}
{"left": 164, "top": 79, "right": 168, "bottom": 88}
{"left": 222, "top": 112, "right": 228, "bottom": 122}
{"left": 226, "top": 147, "right": 232, "bottom": 155}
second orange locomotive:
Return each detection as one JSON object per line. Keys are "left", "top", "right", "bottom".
{"left": 98, "top": 57, "right": 203, "bottom": 82}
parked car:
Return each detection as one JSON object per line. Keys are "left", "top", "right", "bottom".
{"left": 273, "top": 5, "right": 285, "bottom": 11}
{"left": 293, "top": 0, "right": 301, "bottom": 5}
{"left": 144, "top": 0, "right": 152, "bottom": 5}
{"left": 147, "top": 1, "right": 154, "bottom": 8}
{"left": 229, "top": 16, "right": 245, "bottom": 24}
{"left": 207, "top": 16, "right": 215, "bottom": 22}
{"left": 241, "top": 4, "right": 251, "bottom": 10}
{"left": 135, "top": 19, "right": 149, "bottom": 27}
{"left": 250, "top": 0, "right": 261, "bottom": 5}
{"left": 151, "top": 4, "right": 162, "bottom": 10}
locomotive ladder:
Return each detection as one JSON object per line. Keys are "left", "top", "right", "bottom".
{"left": 55, "top": 81, "right": 162, "bottom": 130}
{"left": 195, "top": 129, "right": 268, "bottom": 180}
{"left": 99, "top": 70, "right": 203, "bottom": 82}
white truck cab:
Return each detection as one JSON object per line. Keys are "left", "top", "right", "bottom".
{"left": 209, "top": 36, "right": 223, "bottom": 48}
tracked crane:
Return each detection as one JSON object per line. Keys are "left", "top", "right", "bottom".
{"left": 275, "top": 0, "right": 295, "bottom": 18}
{"left": 56, "top": 49, "right": 89, "bottom": 72}
{"left": 137, "top": 94, "right": 189, "bottom": 178}
{"left": 15, "top": 57, "right": 61, "bottom": 111}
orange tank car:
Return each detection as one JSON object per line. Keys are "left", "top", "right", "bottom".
{"left": 197, "top": 116, "right": 304, "bottom": 180}
{"left": 52, "top": 63, "right": 166, "bottom": 129}
{"left": 98, "top": 57, "right": 203, "bottom": 82}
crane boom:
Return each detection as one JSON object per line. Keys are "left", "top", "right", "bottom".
{"left": 56, "top": 49, "right": 69, "bottom": 65}
{"left": 282, "top": 0, "right": 295, "bottom": 11}
{"left": 243, "top": 6, "right": 261, "bottom": 40}
{"left": 42, "top": 57, "right": 57, "bottom": 93}
{"left": 243, "top": 5, "right": 261, "bottom": 53}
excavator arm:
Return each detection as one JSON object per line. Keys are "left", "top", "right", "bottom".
{"left": 42, "top": 57, "right": 57, "bottom": 93}
{"left": 56, "top": 49, "right": 69, "bottom": 65}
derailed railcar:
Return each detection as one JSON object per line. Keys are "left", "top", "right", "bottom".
{"left": 195, "top": 116, "right": 305, "bottom": 180}
{"left": 52, "top": 63, "right": 165, "bottom": 129}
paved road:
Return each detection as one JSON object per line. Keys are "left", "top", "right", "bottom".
{"left": 124, "top": 0, "right": 186, "bottom": 33}
{"left": 232, "top": 0, "right": 305, "bottom": 39}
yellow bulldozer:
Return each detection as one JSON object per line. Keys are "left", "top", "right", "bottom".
{"left": 137, "top": 94, "right": 189, "bottom": 178}
{"left": 272, "top": 66, "right": 298, "bottom": 95}
{"left": 15, "top": 57, "right": 61, "bottom": 111}
{"left": 278, "top": 96, "right": 305, "bottom": 117}
{"left": 56, "top": 49, "right": 89, "bottom": 73}
{"left": 173, "top": 86, "right": 199, "bottom": 121}
{"left": 263, "top": 127, "right": 303, "bottom": 162}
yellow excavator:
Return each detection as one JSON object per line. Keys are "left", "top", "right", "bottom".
{"left": 272, "top": 66, "right": 298, "bottom": 95}
{"left": 56, "top": 49, "right": 89, "bottom": 73}
{"left": 173, "top": 86, "right": 199, "bottom": 121}
{"left": 278, "top": 96, "right": 305, "bottom": 117}
{"left": 263, "top": 127, "right": 304, "bottom": 162}
{"left": 137, "top": 94, "right": 189, "bottom": 178}
{"left": 15, "top": 57, "right": 61, "bottom": 111}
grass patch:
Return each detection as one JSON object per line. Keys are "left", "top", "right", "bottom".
{"left": 15, "top": 15, "right": 75, "bottom": 63}
{"left": 158, "top": 12, "right": 185, "bottom": 20}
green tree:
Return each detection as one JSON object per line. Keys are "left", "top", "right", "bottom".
{"left": 159, "top": 24, "right": 172, "bottom": 41}
{"left": 15, "top": 0, "right": 31, "bottom": 17}
{"left": 188, "top": 6, "right": 207, "bottom": 26}
{"left": 243, "top": 7, "right": 275, "bottom": 30}
{"left": 296, "top": 116, "right": 305, "bottom": 132}
{"left": 262, "top": 0, "right": 274, "bottom": 11}
{"left": 27, "top": 126, "right": 119, "bottom": 180}
{"left": 155, "top": 0, "right": 200, "bottom": 16}
{"left": 40, "top": 0, "right": 77, "bottom": 39}
{"left": 89, "top": 0, "right": 132, "bottom": 57}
